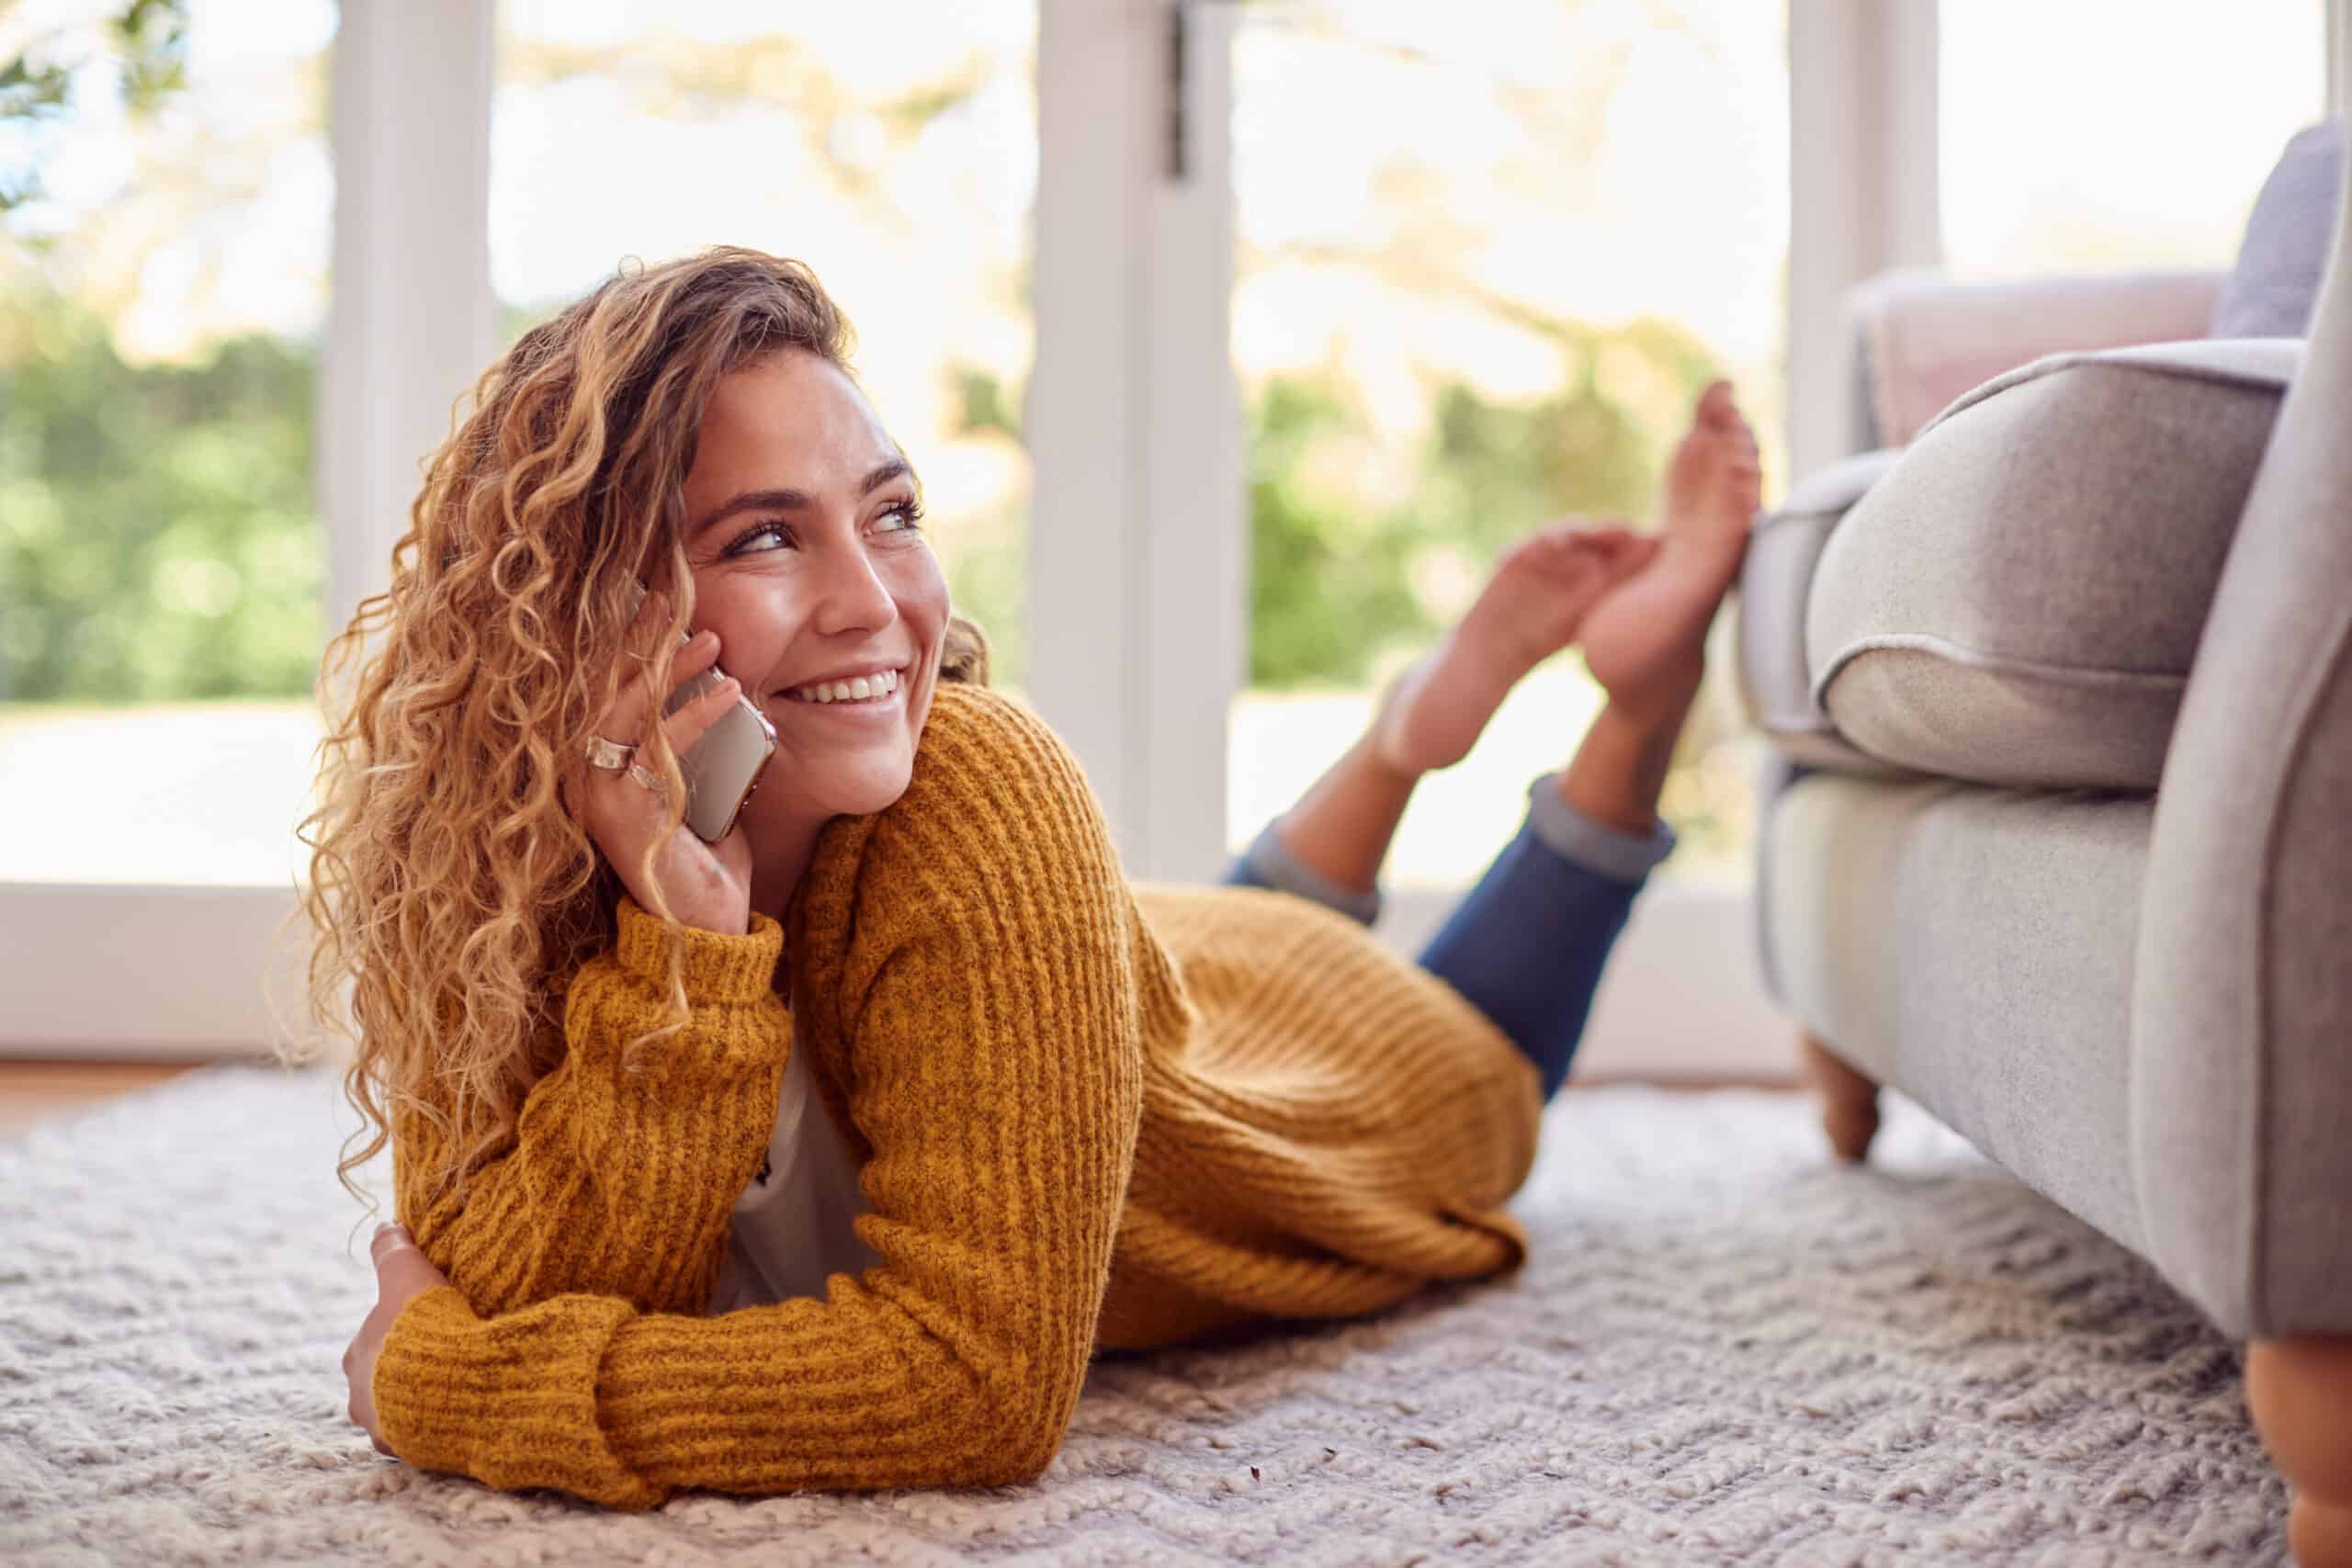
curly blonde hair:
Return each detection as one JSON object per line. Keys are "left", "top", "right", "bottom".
{"left": 280, "top": 246, "right": 989, "bottom": 1225}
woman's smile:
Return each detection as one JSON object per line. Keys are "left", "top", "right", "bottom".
{"left": 778, "top": 663, "right": 906, "bottom": 707}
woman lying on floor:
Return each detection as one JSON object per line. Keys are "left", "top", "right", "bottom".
{"left": 319, "top": 247, "right": 1760, "bottom": 1510}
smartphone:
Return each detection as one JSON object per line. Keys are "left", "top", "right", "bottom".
{"left": 626, "top": 579, "right": 778, "bottom": 842}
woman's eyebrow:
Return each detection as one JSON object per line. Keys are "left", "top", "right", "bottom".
{"left": 688, "top": 458, "right": 916, "bottom": 540}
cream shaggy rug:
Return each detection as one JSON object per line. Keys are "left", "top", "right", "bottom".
{"left": 0, "top": 1064, "right": 2288, "bottom": 1567}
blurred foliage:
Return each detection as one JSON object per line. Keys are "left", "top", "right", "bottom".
{"left": 0, "top": 296, "right": 322, "bottom": 702}
{"left": 2, "top": 0, "right": 189, "bottom": 210}
{"left": 1247, "top": 377, "right": 1430, "bottom": 690}
{"left": 1248, "top": 343, "right": 1701, "bottom": 688}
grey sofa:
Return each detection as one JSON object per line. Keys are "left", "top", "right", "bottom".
{"left": 1735, "top": 136, "right": 2351, "bottom": 1562}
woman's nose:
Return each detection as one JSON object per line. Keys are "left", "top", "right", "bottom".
{"left": 808, "top": 541, "right": 898, "bottom": 636}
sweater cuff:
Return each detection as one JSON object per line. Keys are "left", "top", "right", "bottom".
{"left": 614, "top": 893, "right": 785, "bottom": 1004}
{"left": 373, "top": 1284, "right": 665, "bottom": 1512}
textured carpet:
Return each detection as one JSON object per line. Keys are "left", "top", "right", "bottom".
{"left": 0, "top": 1063, "right": 2288, "bottom": 1567}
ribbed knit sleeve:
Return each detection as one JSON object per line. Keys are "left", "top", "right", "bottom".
{"left": 369, "top": 684, "right": 1158, "bottom": 1510}
{"left": 388, "top": 896, "right": 790, "bottom": 1319}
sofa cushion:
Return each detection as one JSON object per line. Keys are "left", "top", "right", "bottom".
{"left": 2210, "top": 116, "right": 2342, "bottom": 339}
{"left": 1806, "top": 339, "right": 2298, "bottom": 791}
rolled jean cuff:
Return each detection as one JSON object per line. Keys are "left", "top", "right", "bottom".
{"left": 1239, "top": 821, "right": 1383, "bottom": 926}
{"left": 1524, "top": 774, "right": 1677, "bottom": 886}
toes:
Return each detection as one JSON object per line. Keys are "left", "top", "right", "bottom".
{"left": 1516, "top": 529, "right": 1572, "bottom": 568}
{"left": 1590, "top": 532, "right": 1655, "bottom": 574}
{"left": 1560, "top": 515, "right": 1631, "bottom": 545}
{"left": 1526, "top": 521, "right": 1608, "bottom": 570}
{"left": 1539, "top": 515, "right": 1592, "bottom": 546}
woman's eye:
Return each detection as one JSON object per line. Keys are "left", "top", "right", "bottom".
{"left": 876, "top": 501, "right": 925, "bottom": 535}
{"left": 727, "top": 522, "right": 793, "bottom": 555}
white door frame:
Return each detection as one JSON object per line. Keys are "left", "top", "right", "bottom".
{"left": 0, "top": 0, "right": 495, "bottom": 1058}
{"left": 1785, "top": 0, "right": 1940, "bottom": 478}
{"left": 1026, "top": 0, "right": 1243, "bottom": 886}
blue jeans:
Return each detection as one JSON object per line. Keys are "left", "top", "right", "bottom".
{"left": 1221, "top": 774, "right": 1674, "bottom": 1103}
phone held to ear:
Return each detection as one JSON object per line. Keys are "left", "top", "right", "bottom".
{"left": 626, "top": 579, "right": 778, "bottom": 842}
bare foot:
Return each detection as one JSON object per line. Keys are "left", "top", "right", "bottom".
{"left": 1374, "top": 522, "right": 1652, "bottom": 775}
{"left": 1578, "top": 380, "right": 1763, "bottom": 715}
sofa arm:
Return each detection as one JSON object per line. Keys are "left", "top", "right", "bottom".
{"left": 2131, "top": 245, "right": 2352, "bottom": 1337}
{"left": 1852, "top": 266, "right": 2227, "bottom": 448}
{"left": 1735, "top": 448, "right": 1912, "bottom": 776}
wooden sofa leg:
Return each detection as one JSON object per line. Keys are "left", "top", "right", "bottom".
{"left": 2249, "top": 1337, "right": 2352, "bottom": 1568}
{"left": 1799, "top": 1032, "right": 1879, "bottom": 1164}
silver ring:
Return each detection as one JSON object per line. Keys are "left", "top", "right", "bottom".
{"left": 628, "top": 762, "right": 664, "bottom": 795}
{"left": 582, "top": 734, "right": 633, "bottom": 771}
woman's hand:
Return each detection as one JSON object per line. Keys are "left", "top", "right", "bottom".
{"left": 344, "top": 1223, "right": 449, "bottom": 1455}
{"left": 562, "top": 586, "right": 758, "bottom": 936}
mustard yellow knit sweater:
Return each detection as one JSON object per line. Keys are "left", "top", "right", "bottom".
{"left": 373, "top": 682, "right": 1543, "bottom": 1510}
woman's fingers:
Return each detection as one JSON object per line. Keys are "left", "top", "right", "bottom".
{"left": 583, "top": 597, "right": 664, "bottom": 753}
{"left": 602, "top": 592, "right": 698, "bottom": 726}
{"left": 598, "top": 622, "right": 724, "bottom": 755}
{"left": 371, "top": 1223, "right": 448, "bottom": 1300}
{"left": 662, "top": 670, "right": 745, "bottom": 761}
{"left": 587, "top": 624, "right": 730, "bottom": 798}
{"left": 604, "top": 665, "right": 745, "bottom": 807}
{"left": 373, "top": 1223, "right": 416, "bottom": 1271}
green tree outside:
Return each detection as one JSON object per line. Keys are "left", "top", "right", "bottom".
{"left": 0, "top": 295, "right": 322, "bottom": 704}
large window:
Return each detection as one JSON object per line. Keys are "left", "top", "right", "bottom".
{"left": 1940, "top": 2, "right": 2327, "bottom": 279}
{"left": 491, "top": 1, "right": 1036, "bottom": 687}
{"left": 18, "top": 2, "right": 2314, "bottom": 1066}
{"left": 0, "top": 0, "right": 334, "bottom": 886}
{"left": 1223, "top": 0, "right": 1790, "bottom": 889}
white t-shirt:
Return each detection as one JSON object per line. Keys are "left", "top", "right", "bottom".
{"left": 707, "top": 1038, "right": 882, "bottom": 1314}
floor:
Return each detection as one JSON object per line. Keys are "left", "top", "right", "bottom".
{"left": 0, "top": 1058, "right": 1795, "bottom": 1136}
{"left": 6, "top": 1066, "right": 2288, "bottom": 1564}
{"left": 0, "top": 1060, "right": 209, "bottom": 1135}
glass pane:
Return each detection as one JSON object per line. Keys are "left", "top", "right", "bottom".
{"left": 1940, "top": 2, "right": 2326, "bottom": 278}
{"left": 492, "top": 2, "right": 1036, "bottom": 688}
{"left": 0, "top": 0, "right": 334, "bottom": 885}
{"left": 1226, "top": 0, "right": 1789, "bottom": 889}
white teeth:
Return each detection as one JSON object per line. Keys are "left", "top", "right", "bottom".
{"left": 787, "top": 669, "right": 899, "bottom": 705}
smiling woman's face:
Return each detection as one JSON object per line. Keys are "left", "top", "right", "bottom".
{"left": 677, "top": 348, "right": 949, "bottom": 838}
